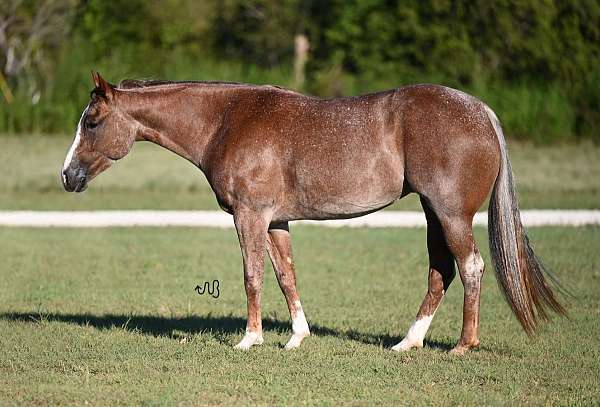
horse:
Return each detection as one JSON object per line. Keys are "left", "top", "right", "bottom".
{"left": 61, "top": 72, "right": 565, "bottom": 354}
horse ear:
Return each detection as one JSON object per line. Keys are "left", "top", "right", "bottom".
{"left": 91, "top": 71, "right": 114, "bottom": 100}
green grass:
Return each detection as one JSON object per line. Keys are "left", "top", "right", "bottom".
{"left": 0, "top": 226, "right": 598, "bottom": 405}
{"left": 2, "top": 136, "right": 599, "bottom": 210}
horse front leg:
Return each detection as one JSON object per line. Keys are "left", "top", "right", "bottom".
{"left": 233, "top": 207, "right": 270, "bottom": 350}
{"left": 266, "top": 222, "right": 310, "bottom": 349}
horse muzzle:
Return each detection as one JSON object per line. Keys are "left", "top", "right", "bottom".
{"left": 61, "top": 160, "right": 88, "bottom": 193}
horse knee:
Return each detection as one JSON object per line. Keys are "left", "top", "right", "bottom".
{"left": 278, "top": 271, "right": 296, "bottom": 288}
{"left": 245, "top": 273, "right": 263, "bottom": 294}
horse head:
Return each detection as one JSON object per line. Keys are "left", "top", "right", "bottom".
{"left": 61, "top": 72, "right": 138, "bottom": 192}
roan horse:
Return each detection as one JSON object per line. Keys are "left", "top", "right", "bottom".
{"left": 61, "top": 72, "right": 564, "bottom": 354}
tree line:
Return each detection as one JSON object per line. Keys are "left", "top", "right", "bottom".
{"left": 1, "top": 0, "right": 598, "bottom": 142}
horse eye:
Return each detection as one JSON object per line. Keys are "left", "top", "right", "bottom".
{"left": 87, "top": 120, "right": 98, "bottom": 129}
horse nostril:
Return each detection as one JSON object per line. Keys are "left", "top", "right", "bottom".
{"left": 61, "top": 161, "right": 88, "bottom": 192}
{"left": 61, "top": 168, "right": 77, "bottom": 191}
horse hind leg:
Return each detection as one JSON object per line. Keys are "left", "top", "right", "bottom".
{"left": 438, "top": 211, "right": 485, "bottom": 354}
{"left": 266, "top": 222, "right": 310, "bottom": 349}
{"left": 393, "top": 198, "right": 456, "bottom": 351}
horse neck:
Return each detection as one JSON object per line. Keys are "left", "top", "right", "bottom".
{"left": 118, "top": 85, "right": 233, "bottom": 169}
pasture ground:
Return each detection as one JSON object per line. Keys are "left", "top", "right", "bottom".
{"left": 0, "top": 226, "right": 598, "bottom": 405}
{"left": 1, "top": 136, "right": 599, "bottom": 405}
{"left": 2, "top": 136, "right": 599, "bottom": 210}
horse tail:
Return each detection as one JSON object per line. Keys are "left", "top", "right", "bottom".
{"left": 484, "top": 105, "right": 566, "bottom": 335}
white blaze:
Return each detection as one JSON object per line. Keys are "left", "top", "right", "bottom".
{"left": 62, "top": 104, "right": 90, "bottom": 180}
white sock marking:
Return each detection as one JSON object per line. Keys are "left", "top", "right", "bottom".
{"left": 285, "top": 300, "right": 310, "bottom": 349}
{"left": 291, "top": 301, "right": 309, "bottom": 335}
{"left": 392, "top": 315, "right": 434, "bottom": 351}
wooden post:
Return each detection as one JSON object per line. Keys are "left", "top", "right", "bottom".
{"left": 293, "top": 34, "right": 309, "bottom": 91}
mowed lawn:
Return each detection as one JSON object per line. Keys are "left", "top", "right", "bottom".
{"left": 2, "top": 136, "right": 600, "bottom": 210}
{"left": 0, "top": 226, "right": 598, "bottom": 405}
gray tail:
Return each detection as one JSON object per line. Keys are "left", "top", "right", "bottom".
{"left": 485, "top": 105, "right": 566, "bottom": 335}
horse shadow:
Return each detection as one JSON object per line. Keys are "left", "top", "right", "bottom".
{"left": 0, "top": 311, "right": 454, "bottom": 351}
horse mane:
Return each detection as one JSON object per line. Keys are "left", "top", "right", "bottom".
{"left": 118, "top": 79, "right": 250, "bottom": 89}
{"left": 117, "top": 78, "right": 294, "bottom": 93}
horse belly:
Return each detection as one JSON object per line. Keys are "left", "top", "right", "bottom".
{"left": 292, "top": 151, "right": 404, "bottom": 219}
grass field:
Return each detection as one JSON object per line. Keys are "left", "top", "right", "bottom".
{"left": 1, "top": 136, "right": 599, "bottom": 405}
{"left": 0, "top": 226, "right": 598, "bottom": 405}
{"left": 2, "top": 136, "right": 599, "bottom": 211}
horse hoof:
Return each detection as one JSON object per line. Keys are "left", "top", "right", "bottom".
{"left": 284, "top": 331, "right": 310, "bottom": 350}
{"left": 391, "top": 339, "right": 423, "bottom": 352}
{"left": 449, "top": 342, "right": 478, "bottom": 355}
{"left": 448, "top": 340, "right": 479, "bottom": 356}
{"left": 449, "top": 346, "right": 468, "bottom": 355}
{"left": 233, "top": 331, "right": 264, "bottom": 350}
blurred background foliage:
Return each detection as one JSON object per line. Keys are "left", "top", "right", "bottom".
{"left": 0, "top": 0, "right": 598, "bottom": 143}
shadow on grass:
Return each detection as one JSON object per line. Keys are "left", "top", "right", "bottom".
{"left": 0, "top": 311, "right": 454, "bottom": 350}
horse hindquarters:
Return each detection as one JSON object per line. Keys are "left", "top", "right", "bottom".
{"left": 397, "top": 99, "right": 565, "bottom": 353}
{"left": 398, "top": 91, "right": 501, "bottom": 353}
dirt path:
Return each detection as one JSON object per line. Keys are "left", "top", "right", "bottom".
{"left": 0, "top": 210, "right": 598, "bottom": 228}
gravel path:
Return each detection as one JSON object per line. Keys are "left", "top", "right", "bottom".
{"left": 0, "top": 210, "right": 598, "bottom": 228}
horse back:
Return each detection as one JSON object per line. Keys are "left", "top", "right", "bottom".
{"left": 204, "top": 84, "right": 499, "bottom": 220}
